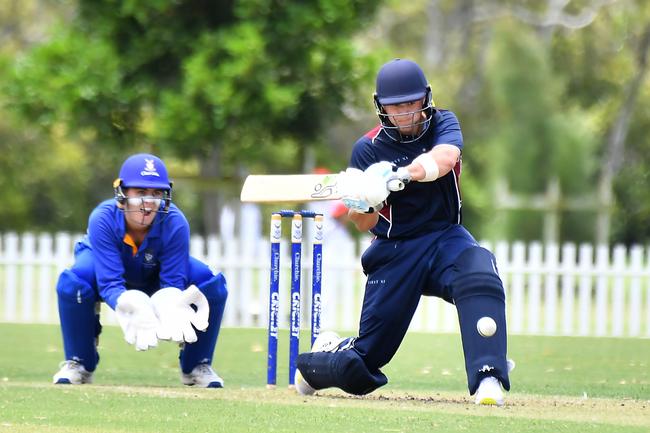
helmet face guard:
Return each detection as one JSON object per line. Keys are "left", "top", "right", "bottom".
{"left": 113, "top": 181, "right": 173, "bottom": 214}
{"left": 374, "top": 59, "right": 435, "bottom": 143}
{"left": 374, "top": 90, "right": 434, "bottom": 143}
{"left": 113, "top": 154, "right": 173, "bottom": 223}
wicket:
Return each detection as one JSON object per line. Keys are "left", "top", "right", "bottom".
{"left": 267, "top": 210, "right": 323, "bottom": 389}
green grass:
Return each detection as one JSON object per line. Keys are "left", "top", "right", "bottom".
{"left": 0, "top": 323, "right": 648, "bottom": 432}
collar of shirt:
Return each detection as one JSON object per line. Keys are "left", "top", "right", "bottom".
{"left": 116, "top": 207, "right": 164, "bottom": 256}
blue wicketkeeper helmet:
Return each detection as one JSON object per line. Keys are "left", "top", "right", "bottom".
{"left": 373, "top": 59, "right": 435, "bottom": 142}
{"left": 113, "top": 153, "right": 173, "bottom": 212}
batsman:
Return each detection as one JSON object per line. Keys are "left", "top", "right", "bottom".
{"left": 53, "top": 153, "right": 228, "bottom": 388}
{"left": 296, "top": 59, "right": 513, "bottom": 405}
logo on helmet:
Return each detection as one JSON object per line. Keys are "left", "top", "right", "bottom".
{"left": 141, "top": 159, "right": 161, "bottom": 177}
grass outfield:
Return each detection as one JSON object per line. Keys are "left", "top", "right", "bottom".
{"left": 0, "top": 323, "right": 648, "bottom": 432}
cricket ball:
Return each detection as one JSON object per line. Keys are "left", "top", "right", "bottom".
{"left": 476, "top": 316, "right": 497, "bottom": 337}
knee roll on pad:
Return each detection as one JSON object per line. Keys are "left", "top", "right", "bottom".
{"left": 57, "top": 270, "right": 97, "bottom": 303}
{"left": 451, "top": 247, "right": 504, "bottom": 302}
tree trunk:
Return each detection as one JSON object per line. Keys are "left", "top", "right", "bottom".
{"left": 598, "top": 23, "right": 650, "bottom": 243}
{"left": 200, "top": 144, "right": 223, "bottom": 236}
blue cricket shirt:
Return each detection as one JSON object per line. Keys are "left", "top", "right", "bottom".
{"left": 76, "top": 199, "right": 191, "bottom": 309}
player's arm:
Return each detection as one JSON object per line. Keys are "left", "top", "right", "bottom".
{"left": 157, "top": 211, "right": 191, "bottom": 289}
{"left": 153, "top": 211, "right": 210, "bottom": 344}
{"left": 348, "top": 211, "right": 379, "bottom": 232}
{"left": 87, "top": 212, "right": 128, "bottom": 309}
{"left": 407, "top": 110, "right": 463, "bottom": 182}
{"left": 406, "top": 144, "right": 460, "bottom": 182}
{"left": 88, "top": 210, "right": 158, "bottom": 351}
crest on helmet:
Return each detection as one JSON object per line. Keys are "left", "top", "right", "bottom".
{"left": 141, "top": 159, "right": 160, "bottom": 177}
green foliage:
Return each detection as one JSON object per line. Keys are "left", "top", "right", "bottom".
{"left": 0, "top": 115, "right": 114, "bottom": 231}
{"left": 482, "top": 22, "right": 598, "bottom": 241}
{"left": 3, "top": 0, "right": 650, "bottom": 242}
{"left": 8, "top": 29, "right": 132, "bottom": 142}
{"left": 2, "top": 0, "right": 384, "bottom": 231}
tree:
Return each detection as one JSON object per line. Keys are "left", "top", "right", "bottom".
{"left": 4, "top": 0, "right": 384, "bottom": 233}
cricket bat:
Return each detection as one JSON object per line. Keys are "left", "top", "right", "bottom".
{"left": 240, "top": 174, "right": 342, "bottom": 203}
{"left": 240, "top": 173, "right": 407, "bottom": 203}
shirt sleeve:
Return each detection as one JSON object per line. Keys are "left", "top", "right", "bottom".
{"left": 157, "top": 211, "right": 190, "bottom": 289}
{"left": 435, "top": 110, "right": 464, "bottom": 149}
{"left": 87, "top": 210, "right": 127, "bottom": 310}
{"left": 349, "top": 136, "right": 377, "bottom": 171}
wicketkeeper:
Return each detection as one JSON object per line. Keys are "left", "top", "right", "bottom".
{"left": 53, "top": 153, "right": 228, "bottom": 388}
{"left": 295, "top": 59, "right": 513, "bottom": 405}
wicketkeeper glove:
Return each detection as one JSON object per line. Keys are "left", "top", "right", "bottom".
{"left": 115, "top": 290, "right": 159, "bottom": 351}
{"left": 151, "top": 285, "right": 210, "bottom": 344}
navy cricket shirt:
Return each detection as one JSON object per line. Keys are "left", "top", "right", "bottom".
{"left": 349, "top": 109, "right": 464, "bottom": 239}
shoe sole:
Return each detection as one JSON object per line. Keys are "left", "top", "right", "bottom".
{"left": 478, "top": 397, "right": 499, "bottom": 405}
{"left": 54, "top": 379, "right": 72, "bottom": 385}
{"left": 182, "top": 381, "right": 224, "bottom": 388}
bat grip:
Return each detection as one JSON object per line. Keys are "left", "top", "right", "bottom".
{"left": 387, "top": 178, "right": 406, "bottom": 192}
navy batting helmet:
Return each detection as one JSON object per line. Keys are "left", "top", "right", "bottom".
{"left": 373, "top": 59, "right": 434, "bottom": 142}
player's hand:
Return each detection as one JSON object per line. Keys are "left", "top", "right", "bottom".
{"left": 364, "top": 161, "right": 412, "bottom": 193}
{"left": 338, "top": 168, "right": 373, "bottom": 213}
{"left": 151, "top": 285, "right": 210, "bottom": 344}
{"left": 115, "top": 290, "right": 159, "bottom": 351}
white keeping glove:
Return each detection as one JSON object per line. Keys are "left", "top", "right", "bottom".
{"left": 115, "top": 290, "right": 159, "bottom": 351}
{"left": 151, "top": 285, "right": 210, "bottom": 344}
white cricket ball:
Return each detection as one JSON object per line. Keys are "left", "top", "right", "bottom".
{"left": 477, "top": 317, "right": 497, "bottom": 337}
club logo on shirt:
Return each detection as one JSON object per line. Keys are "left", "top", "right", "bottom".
{"left": 140, "top": 159, "right": 160, "bottom": 177}
{"left": 143, "top": 252, "right": 155, "bottom": 265}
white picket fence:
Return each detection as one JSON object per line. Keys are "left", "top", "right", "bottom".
{"left": 0, "top": 231, "right": 649, "bottom": 338}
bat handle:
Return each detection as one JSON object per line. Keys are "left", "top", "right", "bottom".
{"left": 387, "top": 178, "right": 406, "bottom": 192}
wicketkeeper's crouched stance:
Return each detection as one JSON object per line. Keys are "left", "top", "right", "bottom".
{"left": 295, "top": 59, "right": 513, "bottom": 405}
{"left": 53, "top": 153, "right": 228, "bottom": 388}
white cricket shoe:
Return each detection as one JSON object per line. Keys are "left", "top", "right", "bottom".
{"left": 311, "top": 331, "right": 347, "bottom": 353}
{"left": 181, "top": 364, "right": 224, "bottom": 388}
{"left": 475, "top": 376, "right": 504, "bottom": 406}
{"left": 294, "top": 368, "right": 316, "bottom": 396}
{"left": 475, "top": 358, "right": 516, "bottom": 406}
{"left": 53, "top": 360, "right": 93, "bottom": 385}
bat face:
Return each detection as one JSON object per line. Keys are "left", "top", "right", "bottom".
{"left": 309, "top": 174, "right": 339, "bottom": 199}
{"left": 240, "top": 174, "right": 343, "bottom": 203}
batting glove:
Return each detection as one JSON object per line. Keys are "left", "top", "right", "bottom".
{"left": 364, "top": 161, "right": 411, "bottom": 193}
{"left": 151, "top": 285, "right": 210, "bottom": 344}
{"left": 115, "top": 290, "right": 159, "bottom": 351}
{"left": 338, "top": 168, "right": 373, "bottom": 213}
